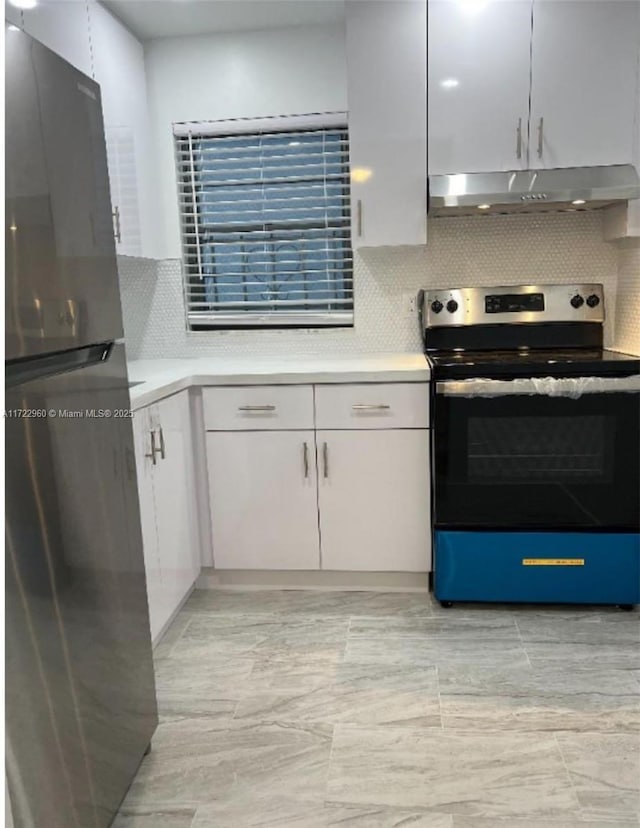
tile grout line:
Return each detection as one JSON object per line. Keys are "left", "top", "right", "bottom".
{"left": 514, "top": 617, "right": 533, "bottom": 668}
{"left": 553, "top": 731, "right": 585, "bottom": 817}
{"left": 125, "top": 593, "right": 640, "bottom": 825}
{"left": 324, "top": 723, "right": 338, "bottom": 806}
{"left": 435, "top": 663, "right": 444, "bottom": 730}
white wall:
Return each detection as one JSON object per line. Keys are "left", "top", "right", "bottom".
{"left": 144, "top": 23, "right": 348, "bottom": 260}
{"left": 129, "top": 20, "right": 633, "bottom": 362}
{"left": 118, "top": 211, "right": 620, "bottom": 360}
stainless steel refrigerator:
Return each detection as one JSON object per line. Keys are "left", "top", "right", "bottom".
{"left": 5, "top": 26, "right": 158, "bottom": 828}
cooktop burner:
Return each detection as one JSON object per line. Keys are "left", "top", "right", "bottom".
{"left": 427, "top": 348, "right": 640, "bottom": 380}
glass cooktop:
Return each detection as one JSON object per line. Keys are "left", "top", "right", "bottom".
{"left": 427, "top": 347, "right": 640, "bottom": 380}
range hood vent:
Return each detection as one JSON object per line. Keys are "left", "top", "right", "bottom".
{"left": 428, "top": 164, "right": 640, "bottom": 217}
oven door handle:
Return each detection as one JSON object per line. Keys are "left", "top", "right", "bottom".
{"left": 436, "top": 375, "right": 640, "bottom": 398}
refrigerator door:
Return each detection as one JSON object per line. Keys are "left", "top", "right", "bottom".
{"left": 5, "top": 344, "right": 158, "bottom": 828}
{"left": 5, "top": 26, "right": 123, "bottom": 361}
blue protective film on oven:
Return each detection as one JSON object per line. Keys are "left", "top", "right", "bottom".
{"left": 434, "top": 530, "right": 640, "bottom": 606}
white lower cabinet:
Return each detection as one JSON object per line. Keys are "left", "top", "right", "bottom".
{"left": 206, "top": 430, "right": 320, "bottom": 570}
{"left": 204, "top": 382, "right": 431, "bottom": 573}
{"left": 317, "top": 430, "right": 430, "bottom": 572}
{"left": 133, "top": 391, "right": 199, "bottom": 643}
{"left": 133, "top": 407, "right": 163, "bottom": 641}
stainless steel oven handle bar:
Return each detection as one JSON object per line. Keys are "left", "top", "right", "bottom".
{"left": 436, "top": 375, "right": 640, "bottom": 398}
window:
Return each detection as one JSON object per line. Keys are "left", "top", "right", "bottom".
{"left": 174, "top": 114, "right": 353, "bottom": 329}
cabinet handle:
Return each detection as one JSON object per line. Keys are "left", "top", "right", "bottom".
{"left": 537, "top": 116, "right": 544, "bottom": 159}
{"left": 352, "top": 404, "right": 391, "bottom": 411}
{"left": 158, "top": 426, "right": 166, "bottom": 460}
{"left": 323, "top": 441, "right": 329, "bottom": 479}
{"left": 238, "top": 405, "right": 276, "bottom": 412}
{"left": 303, "top": 441, "right": 309, "bottom": 478}
{"left": 516, "top": 117, "right": 522, "bottom": 160}
{"left": 356, "top": 199, "right": 363, "bottom": 237}
{"left": 112, "top": 205, "right": 122, "bottom": 244}
{"left": 145, "top": 430, "right": 158, "bottom": 466}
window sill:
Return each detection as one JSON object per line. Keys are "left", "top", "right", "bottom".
{"left": 188, "top": 311, "right": 354, "bottom": 330}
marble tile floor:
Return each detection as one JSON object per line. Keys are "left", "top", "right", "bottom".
{"left": 115, "top": 590, "right": 640, "bottom": 828}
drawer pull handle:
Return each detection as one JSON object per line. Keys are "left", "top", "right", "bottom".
{"left": 145, "top": 430, "right": 159, "bottom": 466}
{"left": 352, "top": 404, "right": 391, "bottom": 411}
{"left": 303, "top": 441, "right": 309, "bottom": 478}
{"left": 238, "top": 405, "right": 276, "bottom": 412}
{"left": 112, "top": 205, "right": 122, "bottom": 243}
{"left": 158, "top": 426, "right": 166, "bottom": 460}
{"left": 323, "top": 441, "right": 329, "bottom": 479}
{"left": 537, "top": 116, "right": 544, "bottom": 159}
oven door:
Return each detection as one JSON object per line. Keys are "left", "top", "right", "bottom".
{"left": 433, "top": 375, "right": 640, "bottom": 530}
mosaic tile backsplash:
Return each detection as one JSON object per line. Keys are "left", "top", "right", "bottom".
{"left": 118, "top": 211, "right": 625, "bottom": 361}
{"left": 614, "top": 241, "right": 640, "bottom": 356}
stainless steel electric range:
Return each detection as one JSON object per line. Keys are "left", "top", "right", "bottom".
{"left": 419, "top": 283, "right": 640, "bottom": 609}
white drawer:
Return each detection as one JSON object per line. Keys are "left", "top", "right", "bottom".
{"left": 315, "top": 383, "right": 429, "bottom": 429}
{"left": 203, "top": 385, "right": 314, "bottom": 430}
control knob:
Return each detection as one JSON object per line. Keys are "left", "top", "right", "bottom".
{"left": 446, "top": 299, "right": 459, "bottom": 313}
{"left": 430, "top": 299, "right": 443, "bottom": 314}
{"left": 570, "top": 294, "right": 584, "bottom": 309}
{"left": 586, "top": 294, "right": 600, "bottom": 308}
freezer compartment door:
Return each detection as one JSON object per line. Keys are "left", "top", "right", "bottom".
{"left": 434, "top": 530, "right": 640, "bottom": 606}
{"left": 5, "top": 27, "right": 122, "bottom": 360}
{"left": 5, "top": 344, "right": 157, "bottom": 828}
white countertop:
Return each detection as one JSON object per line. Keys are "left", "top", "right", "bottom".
{"left": 127, "top": 354, "right": 430, "bottom": 410}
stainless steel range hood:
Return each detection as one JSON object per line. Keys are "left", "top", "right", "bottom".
{"left": 428, "top": 164, "right": 640, "bottom": 216}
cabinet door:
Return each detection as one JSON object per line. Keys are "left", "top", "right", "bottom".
{"left": 5, "top": 7, "right": 23, "bottom": 28}
{"left": 22, "top": 0, "right": 92, "bottom": 76}
{"left": 318, "top": 430, "right": 430, "bottom": 572}
{"left": 132, "top": 407, "right": 163, "bottom": 643}
{"left": 530, "top": 0, "right": 640, "bottom": 169}
{"left": 151, "top": 393, "right": 199, "bottom": 622}
{"left": 207, "top": 431, "right": 320, "bottom": 569}
{"left": 428, "top": 0, "right": 532, "bottom": 175}
{"left": 346, "top": 0, "right": 427, "bottom": 247}
{"left": 89, "top": 1, "right": 153, "bottom": 257}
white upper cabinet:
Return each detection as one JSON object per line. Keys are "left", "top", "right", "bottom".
{"left": 346, "top": 0, "right": 427, "bottom": 247}
{"left": 21, "top": 0, "right": 92, "bottom": 76}
{"left": 11, "top": 0, "right": 155, "bottom": 258}
{"left": 429, "top": 0, "right": 640, "bottom": 175}
{"left": 89, "top": 1, "right": 155, "bottom": 258}
{"left": 529, "top": 0, "right": 640, "bottom": 169}
{"left": 428, "top": 0, "right": 533, "bottom": 175}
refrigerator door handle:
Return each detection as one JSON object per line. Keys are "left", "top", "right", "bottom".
{"left": 6, "top": 343, "right": 112, "bottom": 388}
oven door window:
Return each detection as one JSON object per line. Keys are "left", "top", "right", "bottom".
{"left": 433, "top": 391, "right": 639, "bottom": 529}
{"left": 468, "top": 415, "right": 612, "bottom": 483}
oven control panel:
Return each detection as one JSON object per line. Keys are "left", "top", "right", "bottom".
{"left": 420, "top": 283, "right": 604, "bottom": 329}
{"left": 485, "top": 292, "right": 544, "bottom": 314}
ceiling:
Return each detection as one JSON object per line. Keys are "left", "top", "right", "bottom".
{"left": 101, "top": 0, "right": 345, "bottom": 41}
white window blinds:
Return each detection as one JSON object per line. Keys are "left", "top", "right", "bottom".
{"left": 174, "top": 114, "right": 353, "bottom": 329}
